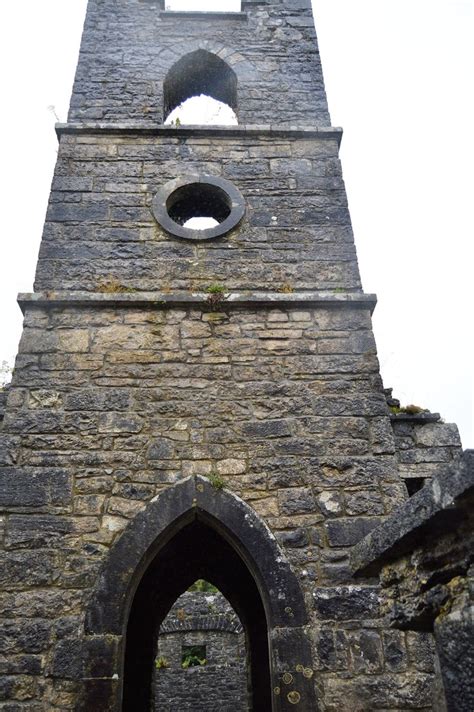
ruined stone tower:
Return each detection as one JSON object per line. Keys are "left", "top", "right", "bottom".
{"left": 0, "top": 1, "right": 462, "bottom": 710}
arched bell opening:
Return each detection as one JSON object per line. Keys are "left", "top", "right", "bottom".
{"left": 123, "top": 517, "right": 270, "bottom": 711}
{"left": 79, "top": 477, "right": 319, "bottom": 712}
{"left": 163, "top": 50, "right": 238, "bottom": 125}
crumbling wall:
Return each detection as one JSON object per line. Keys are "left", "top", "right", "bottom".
{"left": 385, "top": 389, "right": 462, "bottom": 494}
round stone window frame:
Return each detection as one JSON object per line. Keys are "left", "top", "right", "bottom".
{"left": 152, "top": 175, "right": 245, "bottom": 241}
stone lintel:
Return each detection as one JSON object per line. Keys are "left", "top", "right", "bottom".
{"left": 351, "top": 450, "right": 474, "bottom": 577}
{"left": 17, "top": 290, "right": 376, "bottom": 314}
{"left": 55, "top": 123, "right": 343, "bottom": 145}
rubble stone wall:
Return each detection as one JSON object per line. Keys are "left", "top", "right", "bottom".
{"left": 154, "top": 591, "right": 248, "bottom": 712}
{"left": 35, "top": 131, "right": 359, "bottom": 294}
{"left": 69, "top": 0, "right": 331, "bottom": 125}
{"left": 0, "top": 299, "right": 438, "bottom": 710}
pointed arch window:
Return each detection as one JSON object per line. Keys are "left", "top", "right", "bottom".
{"left": 163, "top": 50, "right": 238, "bottom": 125}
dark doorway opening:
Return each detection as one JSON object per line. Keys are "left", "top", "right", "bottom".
{"left": 122, "top": 518, "right": 271, "bottom": 712}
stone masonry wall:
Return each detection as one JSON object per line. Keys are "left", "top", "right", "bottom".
{"left": 0, "top": 300, "right": 437, "bottom": 710}
{"left": 0, "top": 0, "right": 447, "bottom": 708}
{"left": 351, "top": 451, "right": 474, "bottom": 712}
{"left": 155, "top": 590, "right": 248, "bottom": 712}
{"left": 391, "top": 414, "right": 462, "bottom": 485}
{"left": 35, "top": 131, "right": 357, "bottom": 294}
{"left": 69, "top": 0, "right": 331, "bottom": 126}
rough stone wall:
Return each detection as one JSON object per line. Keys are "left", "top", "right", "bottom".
{"left": 351, "top": 451, "right": 474, "bottom": 712}
{"left": 69, "top": 0, "right": 331, "bottom": 126}
{"left": 0, "top": 0, "right": 446, "bottom": 709}
{"left": 391, "top": 414, "right": 462, "bottom": 485}
{"left": 385, "top": 388, "right": 463, "bottom": 489}
{"left": 0, "top": 300, "right": 437, "bottom": 710}
{"left": 35, "top": 130, "right": 357, "bottom": 294}
{"left": 154, "top": 590, "right": 247, "bottom": 712}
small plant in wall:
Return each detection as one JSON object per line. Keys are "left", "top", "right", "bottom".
{"left": 96, "top": 277, "right": 136, "bottom": 294}
{"left": 207, "top": 473, "right": 225, "bottom": 490}
{"left": 205, "top": 284, "right": 227, "bottom": 310}
{"left": 390, "top": 403, "right": 428, "bottom": 415}
{"left": 155, "top": 656, "right": 170, "bottom": 670}
{"left": 182, "top": 646, "right": 207, "bottom": 669}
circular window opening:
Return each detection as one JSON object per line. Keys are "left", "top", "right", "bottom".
{"left": 152, "top": 175, "right": 245, "bottom": 241}
{"left": 166, "top": 182, "right": 232, "bottom": 226}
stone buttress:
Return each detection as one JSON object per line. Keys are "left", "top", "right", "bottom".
{"left": 0, "top": 1, "right": 445, "bottom": 710}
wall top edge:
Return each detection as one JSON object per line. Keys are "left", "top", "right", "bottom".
{"left": 18, "top": 291, "right": 376, "bottom": 314}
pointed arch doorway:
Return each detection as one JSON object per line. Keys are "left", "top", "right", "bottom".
{"left": 79, "top": 477, "right": 318, "bottom": 711}
{"left": 125, "top": 518, "right": 269, "bottom": 711}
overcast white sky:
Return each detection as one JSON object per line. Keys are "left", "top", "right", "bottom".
{"left": 0, "top": 0, "right": 472, "bottom": 446}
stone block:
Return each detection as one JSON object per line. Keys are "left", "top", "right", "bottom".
{"left": 383, "top": 630, "right": 408, "bottom": 672}
{"left": 314, "top": 629, "right": 349, "bottom": 671}
{"left": 5, "top": 516, "right": 72, "bottom": 549}
{"left": 58, "top": 330, "right": 90, "bottom": 353}
{"left": 348, "top": 630, "right": 383, "bottom": 673}
{"left": 414, "top": 423, "right": 461, "bottom": 448}
{"left": 49, "top": 639, "right": 83, "bottom": 680}
{"left": 0, "top": 620, "right": 50, "bottom": 655}
{"left": 279, "top": 488, "right": 316, "bottom": 515}
{"left": 98, "top": 413, "right": 143, "bottom": 433}
{"left": 276, "top": 528, "right": 308, "bottom": 549}
{"left": 313, "top": 586, "right": 380, "bottom": 621}
{"left": 0, "top": 552, "right": 58, "bottom": 587}
{"left": 326, "top": 517, "right": 380, "bottom": 547}
{"left": 0, "top": 468, "right": 72, "bottom": 508}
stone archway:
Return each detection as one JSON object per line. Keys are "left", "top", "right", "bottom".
{"left": 78, "top": 476, "right": 318, "bottom": 711}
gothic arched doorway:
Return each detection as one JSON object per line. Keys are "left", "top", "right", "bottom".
{"left": 78, "top": 477, "right": 318, "bottom": 711}
{"left": 123, "top": 517, "right": 269, "bottom": 711}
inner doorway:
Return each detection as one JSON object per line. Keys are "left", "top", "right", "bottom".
{"left": 154, "top": 580, "right": 249, "bottom": 711}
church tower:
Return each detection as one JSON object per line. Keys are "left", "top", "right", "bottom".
{"left": 0, "top": 1, "right": 441, "bottom": 710}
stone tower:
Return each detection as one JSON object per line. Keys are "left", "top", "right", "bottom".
{"left": 0, "top": 1, "right": 456, "bottom": 710}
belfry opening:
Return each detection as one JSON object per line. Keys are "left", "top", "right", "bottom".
{"left": 163, "top": 50, "right": 238, "bottom": 125}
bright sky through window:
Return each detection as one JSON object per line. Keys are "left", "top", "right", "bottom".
{"left": 166, "top": 1, "right": 241, "bottom": 11}
{"left": 165, "top": 95, "right": 238, "bottom": 126}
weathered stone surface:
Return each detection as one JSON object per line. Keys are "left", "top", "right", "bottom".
{"left": 351, "top": 451, "right": 474, "bottom": 580}
{"left": 155, "top": 591, "right": 247, "bottom": 712}
{"left": 326, "top": 517, "right": 380, "bottom": 547}
{"left": 0, "top": 469, "right": 72, "bottom": 508}
{"left": 351, "top": 451, "right": 473, "bottom": 711}
{"left": 5, "top": 516, "right": 73, "bottom": 549}
{"left": 0, "top": 0, "right": 454, "bottom": 709}
{"left": 313, "top": 586, "right": 380, "bottom": 621}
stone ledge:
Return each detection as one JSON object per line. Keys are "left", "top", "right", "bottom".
{"left": 351, "top": 450, "right": 474, "bottom": 577}
{"left": 390, "top": 412, "right": 441, "bottom": 424}
{"left": 55, "top": 123, "right": 343, "bottom": 144}
{"left": 18, "top": 291, "right": 377, "bottom": 313}
{"left": 160, "top": 11, "right": 247, "bottom": 20}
